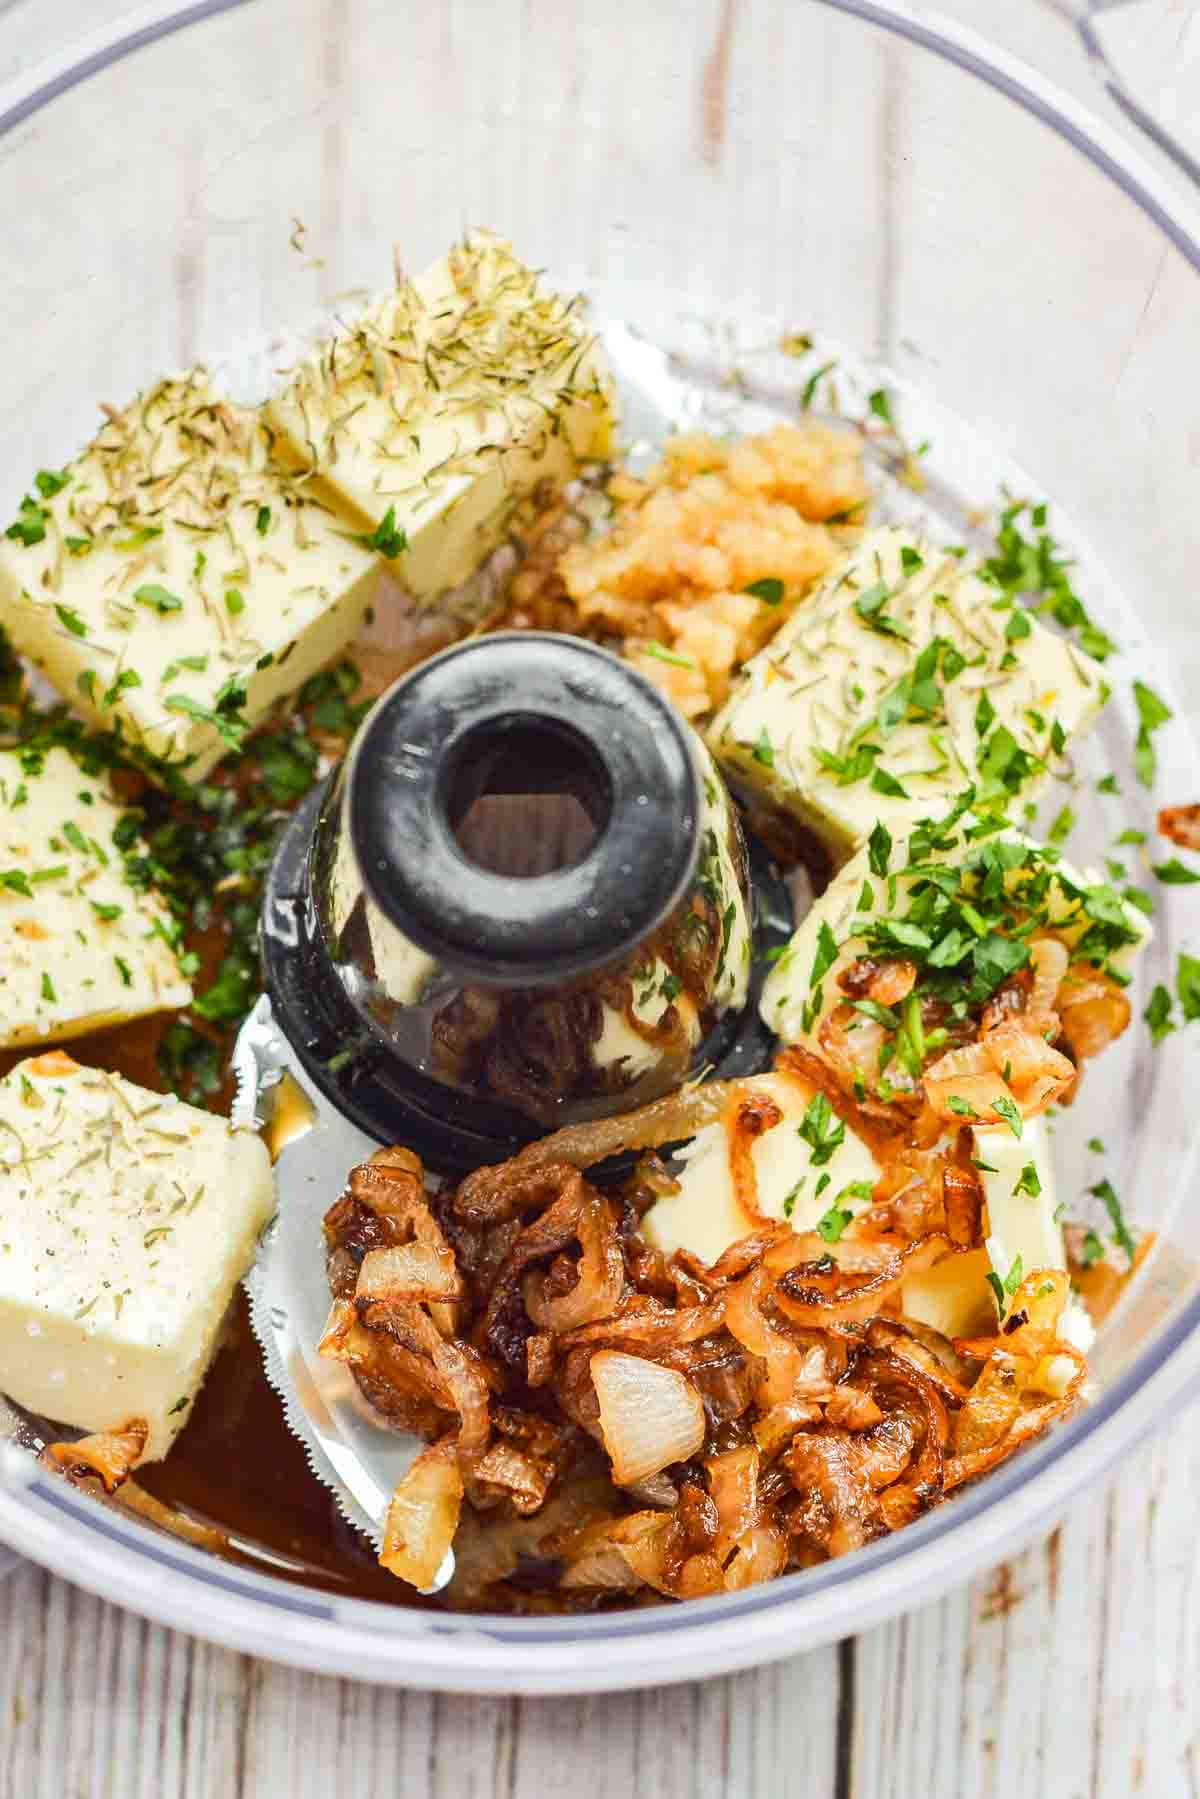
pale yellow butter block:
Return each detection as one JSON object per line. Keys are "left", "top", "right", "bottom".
{"left": 0, "top": 370, "right": 385, "bottom": 781}
{"left": 643, "top": 1068, "right": 882, "bottom": 1266}
{"left": 0, "top": 1053, "right": 274, "bottom": 1460}
{"left": 708, "top": 526, "right": 1104, "bottom": 867}
{"left": 265, "top": 232, "right": 616, "bottom": 601}
{"left": 0, "top": 746, "right": 191, "bottom": 1047}
{"left": 901, "top": 1116, "right": 1062, "bottom": 1336}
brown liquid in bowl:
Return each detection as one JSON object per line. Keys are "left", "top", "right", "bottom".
{"left": 138, "top": 1293, "right": 437, "bottom": 1606}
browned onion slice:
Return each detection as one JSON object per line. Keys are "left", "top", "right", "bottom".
{"left": 456, "top": 1081, "right": 737, "bottom": 1219}
{"left": 41, "top": 1420, "right": 148, "bottom": 1493}
{"left": 524, "top": 1192, "right": 625, "bottom": 1332}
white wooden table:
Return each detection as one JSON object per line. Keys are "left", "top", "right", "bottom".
{"left": 2, "top": 4, "right": 1199, "bottom": 1794}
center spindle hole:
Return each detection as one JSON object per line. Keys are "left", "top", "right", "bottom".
{"left": 442, "top": 717, "right": 614, "bottom": 879}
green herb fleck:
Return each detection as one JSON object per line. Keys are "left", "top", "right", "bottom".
{"left": 1152, "top": 857, "right": 1200, "bottom": 885}
{"left": 358, "top": 504, "right": 407, "bottom": 558}
{"left": 55, "top": 604, "right": 88, "bottom": 638}
{"left": 798, "top": 1090, "right": 846, "bottom": 1167}
{"left": 1090, "top": 1177, "right": 1135, "bottom": 1262}
{"left": 868, "top": 819, "right": 892, "bottom": 880}
{"left": 743, "top": 577, "right": 784, "bottom": 606}
{"left": 134, "top": 584, "right": 184, "bottom": 615}
{"left": 1048, "top": 805, "right": 1075, "bottom": 846}
{"left": 1081, "top": 1229, "right": 1105, "bottom": 1267}
{"left": 993, "top": 1094, "right": 1023, "bottom": 1139}
{"left": 810, "top": 921, "right": 839, "bottom": 990}
{"left": 1013, "top": 1162, "right": 1041, "bottom": 1199}
{"left": 751, "top": 727, "right": 775, "bottom": 769}
{"left": 1133, "top": 680, "right": 1172, "bottom": 789}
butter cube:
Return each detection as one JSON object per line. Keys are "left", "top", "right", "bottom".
{"left": 901, "top": 1116, "right": 1062, "bottom": 1337}
{"left": 708, "top": 527, "right": 1103, "bottom": 867}
{"left": 0, "top": 746, "right": 191, "bottom": 1047}
{"left": 0, "top": 1053, "right": 274, "bottom": 1460}
{"left": 0, "top": 371, "right": 385, "bottom": 781}
{"left": 643, "top": 1069, "right": 881, "bottom": 1266}
{"left": 265, "top": 232, "right": 616, "bottom": 601}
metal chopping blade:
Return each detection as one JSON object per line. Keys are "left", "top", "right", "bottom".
{"left": 231, "top": 995, "right": 454, "bottom": 1592}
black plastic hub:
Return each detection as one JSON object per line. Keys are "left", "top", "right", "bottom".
{"left": 261, "top": 785, "right": 793, "bottom": 1176}
{"left": 345, "top": 634, "right": 702, "bottom": 986}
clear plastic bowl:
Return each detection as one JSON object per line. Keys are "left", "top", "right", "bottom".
{"left": 1, "top": 0, "right": 1199, "bottom": 1695}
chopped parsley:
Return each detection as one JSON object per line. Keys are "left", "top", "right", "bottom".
{"left": 165, "top": 688, "right": 247, "bottom": 750}
{"left": 255, "top": 505, "right": 271, "bottom": 536}
{"left": 810, "top": 921, "right": 840, "bottom": 989}
{"left": 1048, "top": 805, "right": 1075, "bottom": 846}
{"left": 1176, "top": 952, "right": 1200, "bottom": 1022}
{"left": 870, "top": 766, "right": 909, "bottom": 799}
{"left": 743, "top": 577, "right": 784, "bottom": 606}
{"left": 992, "top": 1094, "right": 1023, "bottom": 1139}
{"left": 134, "top": 584, "right": 184, "bottom": 615}
{"left": 639, "top": 641, "right": 695, "bottom": 670}
{"left": 1090, "top": 1177, "right": 1135, "bottom": 1263}
{"left": 5, "top": 496, "right": 49, "bottom": 546}
{"left": 751, "top": 727, "right": 775, "bottom": 768}
{"left": 358, "top": 504, "right": 407, "bottom": 558}
{"left": 867, "top": 388, "right": 894, "bottom": 427}
{"left": 55, "top": 604, "right": 88, "bottom": 638}
{"left": 1151, "top": 857, "right": 1200, "bottom": 885}
{"left": 162, "top": 655, "right": 209, "bottom": 683}
{"left": 816, "top": 1203, "right": 854, "bottom": 1244}
{"left": 800, "top": 359, "right": 837, "bottom": 409}
{"left": 102, "top": 667, "right": 141, "bottom": 710}
{"left": 1097, "top": 774, "right": 1120, "bottom": 796}
{"left": 1080, "top": 1229, "right": 1105, "bottom": 1267}
{"left": 868, "top": 819, "right": 892, "bottom": 879}
{"left": 1133, "top": 680, "right": 1171, "bottom": 789}
{"left": 798, "top": 1090, "right": 846, "bottom": 1167}
{"left": 1144, "top": 984, "right": 1176, "bottom": 1045}
{"left": 854, "top": 580, "right": 909, "bottom": 641}
{"left": 982, "top": 499, "right": 1115, "bottom": 661}
{"left": 1013, "top": 1162, "right": 1041, "bottom": 1199}
{"left": 40, "top": 972, "right": 56, "bottom": 1004}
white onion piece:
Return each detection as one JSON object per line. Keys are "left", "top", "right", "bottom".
{"left": 380, "top": 1438, "right": 463, "bottom": 1589}
{"left": 590, "top": 1350, "right": 706, "bottom": 1485}
{"left": 356, "top": 1242, "right": 462, "bottom": 1302}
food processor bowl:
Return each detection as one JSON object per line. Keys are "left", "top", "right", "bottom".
{"left": 0, "top": 0, "right": 1198, "bottom": 1695}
